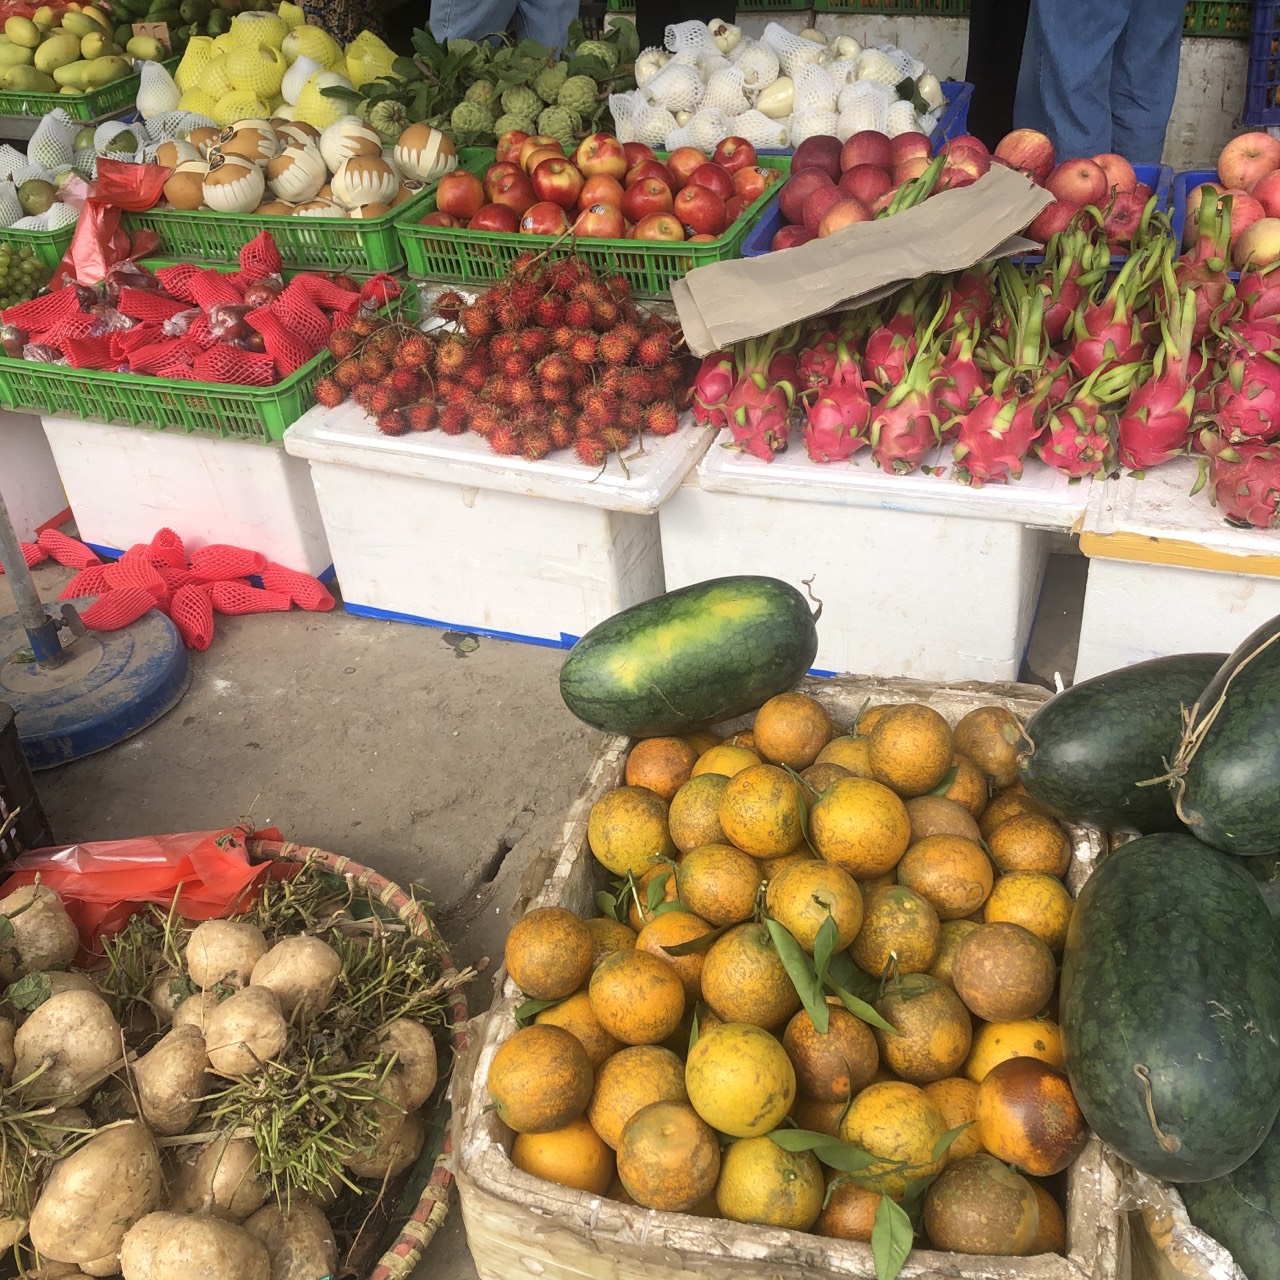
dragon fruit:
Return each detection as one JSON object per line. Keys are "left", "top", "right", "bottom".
{"left": 1211, "top": 350, "right": 1280, "bottom": 444}
{"left": 869, "top": 302, "right": 945, "bottom": 474}
{"left": 1193, "top": 431, "right": 1280, "bottom": 528}
{"left": 802, "top": 364, "right": 871, "bottom": 463}
{"left": 863, "top": 290, "right": 919, "bottom": 392}
{"left": 1116, "top": 288, "right": 1197, "bottom": 471}
{"left": 1036, "top": 364, "right": 1139, "bottom": 478}
{"left": 1039, "top": 225, "right": 1109, "bottom": 346}
{"left": 936, "top": 323, "right": 987, "bottom": 425}
{"left": 1068, "top": 246, "right": 1156, "bottom": 377}
{"left": 1175, "top": 191, "right": 1239, "bottom": 343}
{"left": 939, "top": 267, "right": 997, "bottom": 333}
{"left": 692, "top": 350, "right": 737, "bottom": 428}
{"left": 798, "top": 330, "right": 840, "bottom": 388}
{"left": 723, "top": 330, "right": 799, "bottom": 461}
{"left": 1239, "top": 261, "right": 1280, "bottom": 322}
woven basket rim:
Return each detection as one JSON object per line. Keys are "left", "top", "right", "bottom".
{"left": 249, "top": 836, "right": 470, "bottom": 1280}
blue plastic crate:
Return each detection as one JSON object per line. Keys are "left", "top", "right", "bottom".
{"left": 1244, "top": 0, "right": 1280, "bottom": 124}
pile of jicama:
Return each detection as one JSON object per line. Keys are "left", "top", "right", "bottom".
{"left": 0, "top": 866, "right": 466, "bottom": 1279}
{"left": 693, "top": 189, "right": 1280, "bottom": 530}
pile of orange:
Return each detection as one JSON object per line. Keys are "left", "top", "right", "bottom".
{"left": 488, "top": 692, "right": 1088, "bottom": 1262}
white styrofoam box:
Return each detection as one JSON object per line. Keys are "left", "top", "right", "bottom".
{"left": 39, "top": 417, "right": 331, "bottom": 577}
{"left": 1075, "top": 459, "right": 1280, "bottom": 679}
{"left": 0, "top": 410, "right": 68, "bottom": 540}
{"left": 283, "top": 405, "right": 716, "bottom": 646}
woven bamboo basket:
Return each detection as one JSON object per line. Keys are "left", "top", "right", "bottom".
{"left": 249, "top": 837, "right": 471, "bottom": 1280}
{"left": 452, "top": 675, "right": 1131, "bottom": 1280}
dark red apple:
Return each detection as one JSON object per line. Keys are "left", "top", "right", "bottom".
{"left": 520, "top": 200, "right": 571, "bottom": 235}
{"left": 1092, "top": 152, "right": 1138, "bottom": 194}
{"left": 944, "top": 133, "right": 990, "bottom": 157}
{"left": 667, "top": 146, "right": 709, "bottom": 189}
{"left": 1026, "top": 198, "right": 1082, "bottom": 243}
{"left": 839, "top": 164, "right": 891, "bottom": 206}
{"left": 937, "top": 170, "right": 977, "bottom": 191}
{"left": 623, "top": 142, "right": 655, "bottom": 168}
{"left": 674, "top": 183, "right": 728, "bottom": 236}
{"left": 890, "top": 132, "right": 932, "bottom": 165}
{"left": 724, "top": 194, "right": 748, "bottom": 222}
{"left": 944, "top": 145, "right": 991, "bottom": 179}
{"left": 1103, "top": 191, "right": 1146, "bottom": 246}
{"left": 1046, "top": 158, "right": 1108, "bottom": 207}
{"left": 771, "top": 225, "right": 815, "bottom": 251}
{"left": 731, "top": 165, "right": 777, "bottom": 204}
{"left": 995, "top": 129, "right": 1055, "bottom": 182}
{"left": 531, "top": 157, "right": 585, "bottom": 209}
{"left": 1133, "top": 182, "right": 1154, "bottom": 203}
{"left": 495, "top": 130, "right": 529, "bottom": 166}
{"left": 841, "top": 130, "right": 893, "bottom": 172}
{"left": 892, "top": 156, "right": 931, "bottom": 185}
{"left": 483, "top": 161, "right": 521, "bottom": 200}
{"left": 779, "top": 168, "right": 835, "bottom": 225}
{"left": 620, "top": 177, "right": 673, "bottom": 222}
{"left": 468, "top": 203, "right": 520, "bottom": 232}
{"left": 421, "top": 210, "right": 461, "bottom": 227}
{"left": 792, "top": 134, "right": 843, "bottom": 180}
{"left": 490, "top": 170, "right": 537, "bottom": 216}
{"left": 627, "top": 159, "right": 675, "bottom": 190}
{"left": 712, "top": 136, "right": 757, "bottom": 174}
{"left": 818, "top": 196, "right": 872, "bottom": 237}
{"left": 574, "top": 202, "right": 625, "bottom": 239}
{"left": 686, "top": 161, "right": 734, "bottom": 201}
{"left": 437, "top": 170, "right": 484, "bottom": 219}
{"left": 802, "top": 184, "right": 847, "bottom": 236}
{"left": 578, "top": 173, "right": 624, "bottom": 210}
{"left": 632, "top": 211, "right": 685, "bottom": 241}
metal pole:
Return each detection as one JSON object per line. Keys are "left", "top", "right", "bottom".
{"left": 0, "top": 486, "right": 62, "bottom": 665}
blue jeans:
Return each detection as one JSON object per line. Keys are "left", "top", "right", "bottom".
{"left": 1013, "top": 0, "right": 1183, "bottom": 164}
{"left": 429, "top": 0, "right": 578, "bottom": 50}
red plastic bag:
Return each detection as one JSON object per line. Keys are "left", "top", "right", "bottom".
{"left": 52, "top": 159, "right": 167, "bottom": 289}
{"left": 0, "top": 825, "right": 290, "bottom": 956}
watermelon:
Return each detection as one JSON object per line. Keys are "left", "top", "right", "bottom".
{"left": 1173, "top": 614, "right": 1280, "bottom": 857}
{"left": 559, "top": 577, "right": 820, "bottom": 737}
{"left": 1018, "top": 653, "right": 1225, "bottom": 833}
{"left": 1061, "top": 833, "right": 1280, "bottom": 1182}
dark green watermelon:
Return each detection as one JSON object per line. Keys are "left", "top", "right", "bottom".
{"left": 1061, "top": 833, "right": 1280, "bottom": 1182}
{"left": 1019, "top": 653, "right": 1225, "bottom": 833}
{"left": 1245, "top": 855, "right": 1280, "bottom": 921}
{"left": 1175, "top": 614, "right": 1280, "bottom": 857}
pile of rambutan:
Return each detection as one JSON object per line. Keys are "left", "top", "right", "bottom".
{"left": 313, "top": 252, "right": 694, "bottom": 465}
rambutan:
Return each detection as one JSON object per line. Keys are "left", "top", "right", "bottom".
{"left": 496, "top": 350, "right": 531, "bottom": 379}
{"left": 575, "top": 433, "right": 609, "bottom": 466}
{"left": 335, "top": 358, "right": 362, "bottom": 389}
{"left": 315, "top": 375, "right": 344, "bottom": 408}
{"left": 407, "top": 403, "right": 438, "bottom": 432}
{"left": 359, "top": 351, "right": 389, "bottom": 380}
{"left": 436, "top": 338, "right": 467, "bottom": 376}
{"left": 484, "top": 376, "right": 511, "bottom": 406}
{"left": 510, "top": 276, "right": 542, "bottom": 313}
{"left": 591, "top": 300, "right": 620, "bottom": 332}
{"left": 535, "top": 295, "right": 565, "bottom": 327}
{"left": 434, "top": 290, "right": 465, "bottom": 323}
{"left": 571, "top": 278, "right": 603, "bottom": 303}
{"left": 353, "top": 381, "right": 377, "bottom": 408}
{"left": 460, "top": 304, "right": 495, "bottom": 340}
{"left": 461, "top": 362, "right": 487, "bottom": 391}
{"left": 391, "top": 368, "right": 421, "bottom": 400}
{"left": 377, "top": 409, "right": 409, "bottom": 436}
{"left": 540, "top": 353, "right": 573, "bottom": 384}
{"left": 329, "top": 329, "right": 358, "bottom": 359}
{"left": 619, "top": 401, "right": 642, "bottom": 431}
{"left": 370, "top": 384, "right": 400, "bottom": 416}
{"left": 435, "top": 378, "right": 461, "bottom": 403}
{"left": 519, "top": 328, "right": 551, "bottom": 359}
{"left": 569, "top": 332, "right": 599, "bottom": 366}
{"left": 369, "top": 327, "right": 399, "bottom": 358}
{"left": 496, "top": 295, "right": 525, "bottom": 331}
{"left": 511, "top": 250, "right": 541, "bottom": 274}
{"left": 510, "top": 376, "right": 539, "bottom": 409}
{"left": 549, "top": 257, "right": 589, "bottom": 293}
{"left": 600, "top": 367, "right": 626, "bottom": 394}
{"left": 522, "top": 429, "right": 552, "bottom": 460}
{"left": 396, "top": 333, "right": 433, "bottom": 369}
{"left": 601, "top": 424, "right": 634, "bottom": 450}
{"left": 548, "top": 417, "right": 574, "bottom": 450}
{"left": 635, "top": 331, "right": 669, "bottom": 368}
{"left": 604, "top": 273, "right": 631, "bottom": 303}
{"left": 644, "top": 401, "right": 680, "bottom": 436}
{"left": 470, "top": 404, "right": 502, "bottom": 437}
{"left": 582, "top": 388, "right": 618, "bottom": 431}
{"left": 599, "top": 327, "right": 635, "bottom": 365}
{"left": 349, "top": 314, "right": 377, "bottom": 338}
{"left": 565, "top": 298, "right": 593, "bottom": 329}
{"left": 489, "top": 423, "right": 521, "bottom": 456}
{"left": 551, "top": 325, "right": 577, "bottom": 351}
{"left": 439, "top": 404, "right": 468, "bottom": 435}
{"left": 542, "top": 381, "right": 573, "bottom": 404}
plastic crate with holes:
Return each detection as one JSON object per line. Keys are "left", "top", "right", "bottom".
{"left": 0, "top": 55, "right": 179, "bottom": 123}
{"left": 1185, "top": 0, "right": 1253, "bottom": 35}
{"left": 1244, "top": 0, "right": 1280, "bottom": 122}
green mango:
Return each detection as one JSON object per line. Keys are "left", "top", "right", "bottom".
{"left": 79, "top": 30, "right": 118, "bottom": 58}
{"left": 3, "top": 16, "right": 41, "bottom": 47}
{"left": 0, "top": 42, "right": 33, "bottom": 66}
{"left": 31, "top": 6, "right": 57, "bottom": 29}
{"left": 52, "top": 58, "right": 89, "bottom": 86}
{"left": 3, "top": 64, "right": 58, "bottom": 90}
{"left": 125, "top": 33, "right": 163, "bottom": 58}
{"left": 34, "top": 31, "right": 83, "bottom": 74}
{"left": 81, "top": 54, "right": 129, "bottom": 85}
{"left": 57, "top": 11, "right": 98, "bottom": 36}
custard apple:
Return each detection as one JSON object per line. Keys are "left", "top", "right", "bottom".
{"left": 500, "top": 85, "right": 542, "bottom": 119}
{"left": 368, "top": 99, "right": 409, "bottom": 144}
{"left": 450, "top": 100, "right": 495, "bottom": 133}
{"left": 536, "top": 105, "right": 581, "bottom": 153}
{"left": 574, "top": 39, "right": 618, "bottom": 71}
{"left": 493, "top": 112, "right": 535, "bottom": 137}
{"left": 533, "top": 62, "right": 568, "bottom": 103}
{"left": 465, "top": 80, "right": 496, "bottom": 107}
{"left": 556, "top": 74, "right": 597, "bottom": 115}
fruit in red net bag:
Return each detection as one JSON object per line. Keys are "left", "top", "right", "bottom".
{"left": 149, "top": 528, "right": 187, "bottom": 569}
{"left": 117, "top": 290, "right": 190, "bottom": 324}
{"left": 260, "top": 563, "right": 335, "bottom": 612}
{"left": 63, "top": 336, "right": 115, "bottom": 370}
{"left": 242, "top": 276, "right": 284, "bottom": 310}
{"left": 190, "top": 545, "right": 267, "bottom": 581}
{"left": 246, "top": 307, "right": 314, "bottom": 377}
{"left": 169, "top": 583, "right": 215, "bottom": 651}
{"left": 209, "top": 581, "right": 292, "bottom": 615}
{"left": 37, "top": 528, "right": 101, "bottom": 568}
{"left": 192, "top": 345, "right": 276, "bottom": 386}
{"left": 238, "top": 230, "right": 283, "bottom": 281}
{"left": 155, "top": 264, "right": 202, "bottom": 304}
{"left": 80, "top": 588, "right": 158, "bottom": 632}
{"left": 207, "top": 304, "right": 252, "bottom": 343}
{"left": 187, "top": 271, "right": 244, "bottom": 311}
{"left": 267, "top": 284, "right": 332, "bottom": 352}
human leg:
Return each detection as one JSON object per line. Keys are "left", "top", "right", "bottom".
{"left": 429, "top": 0, "right": 519, "bottom": 42}
{"left": 964, "top": 0, "right": 1031, "bottom": 149}
{"left": 512, "top": 0, "right": 579, "bottom": 51}
{"left": 1110, "top": 0, "right": 1183, "bottom": 164}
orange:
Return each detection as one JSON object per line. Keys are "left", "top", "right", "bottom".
{"left": 685, "top": 1020, "right": 796, "bottom": 1137}
{"left": 815, "top": 1171, "right": 884, "bottom": 1240}
{"left": 815, "top": 735, "right": 874, "bottom": 778}
{"left": 535, "top": 990, "right": 621, "bottom": 1068}
{"left": 874, "top": 974, "right": 973, "bottom": 1084}
{"left": 849, "top": 885, "right": 940, "bottom": 979}
{"left": 504, "top": 906, "right": 594, "bottom": 1000}
{"left": 691, "top": 744, "right": 759, "bottom": 779}
{"left": 1024, "top": 1181, "right": 1067, "bottom": 1255}
{"left": 765, "top": 860, "right": 863, "bottom": 954}
{"left": 810, "top": 778, "right": 911, "bottom": 878}
{"left": 725, "top": 729, "right": 756, "bottom": 751}
{"left": 751, "top": 691, "right": 833, "bottom": 769}
{"left": 625, "top": 737, "right": 699, "bottom": 801}
{"left": 951, "top": 924, "right": 1057, "bottom": 1024}
{"left": 953, "top": 706, "right": 1023, "bottom": 788}
{"left": 965, "top": 1017, "right": 1066, "bottom": 1083}
{"left": 700, "top": 922, "right": 802, "bottom": 1030}
{"left": 979, "top": 788, "right": 1046, "bottom": 841}
{"left": 616, "top": 1101, "right": 721, "bottom": 1212}
{"left": 922, "top": 1077, "right": 983, "bottom": 1160}
{"left": 988, "top": 813, "right": 1072, "bottom": 877}
{"left": 868, "top": 704, "right": 954, "bottom": 797}
{"left": 487, "top": 1025, "right": 593, "bottom": 1134}
{"left": 588, "top": 1044, "right": 687, "bottom": 1149}
{"left": 855, "top": 704, "right": 894, "bottom": 736}
{"left": 512, "top": 1115, "right": 614, "bottom": 1193}
{"left": 906, "top": 796, "right": 983, "bottom": 845}
{"left": 668, "top": 773, "right": 729, "bottom": 853}
{"left": 802, "top": 762, "right": 854, "bottom": 792}
{"left": 857, "top": 870, "right": 897, "bottom": 897}
{"left": 718, "top": 764, "right": 806, "bottom": 858}
{"left": 929, "top": 919, "right": 981, "bottom": 989}
{"left": 942, "top": 753, "right": 989, "bottom": 818}
{"left": 897, "top": 835, "right": 994, "bottom": 921}
{"left": 782, "top": 1002, "right": 879, "bottom": 1103}
{"left": 682, "top": 730, "right": 721, "bottom": 758}
{"left": 792, "top": 1095, "right": 847, "bottom": 1137}
{"left": 676, "top": 844, "right": 762, "bottom": 926}
{"left": 636, "top": 910, "right": 714, "bottom": 1003}
{"left": 714, "top": 1135, "right": 824, "bottom": 1229}
{"left": 587, "top": 786, "right": 677, "bottom": 878}
{"left": 975, "top": 1057, "right": 1087, "bottom": 1177}
{"left": 838, "top": 1080, "right": 949, "bottom": 1198}
{"left": 923, "top": 1153, "right": 1039, "bottom": 1254}
{"left": 759, "top": 850, "right": 812, "bottom": 883}
{"left": 983, "top": 871, "right": 1073, "bottom": 954}
{"left": 627, "top": 863, "right": 679, "bottom": 932}
{"left": 588, "top": 949, "right": 686, "bottom": 1045}
{"left": 584, "top": 916, "right": 636, "bottom": 969}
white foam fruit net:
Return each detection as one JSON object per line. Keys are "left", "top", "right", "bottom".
{"left": 794, "top": 63, "right": 838, "bottom": 113}
{"left": 837, "top": 81, "right": 893, "bottom": 136}
{"left": 761, "top": 22, "right": 826, "bottom": 78}
{"left": 645, "top": 61, "right": 702, "bottom": 112}
{"left": 633, "top": 103, "right": 678, "bottom": 147}
{"left": 826, "top": 57, "right": 859, "bottom": 87}
{"left": 667, "top": 107, "right": 728, "bottom": 153}
{"left": 665, "top": 19, "right": 718, "bottom": 55}
{"left": 882, "top": 45, "right": 926, "bottom": 82}
{"left": 0, "top": 182, "right": 21, "bottom": 227}
{"left": 27, "top": 114, "right": 73, "bottom": 171}
{"left": 701, "top": 65, "right": 748, "bottom": 115}
{"left": 731, "top": 109, "right": 789, "bottom": 149}
{"left": 790, "top": 110, "right": 840, "bottom": 146}
{"left": 146, "top": 110, "right": 218, "bottom": 142}
{"left": 734, "top": 42, "right": 779, "bottom": 91}
{"left": 0, "top": 145, "right": 24, "bottom": 181}
{"left": 886, "top": 97, "right": 922, "bottom": 138}
{"left": 609, "top": 90, "right": 640, "bottom": 142}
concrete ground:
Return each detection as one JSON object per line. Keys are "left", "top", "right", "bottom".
{"left": 0, "top": 550, "right": 1086, "bottom": 1279}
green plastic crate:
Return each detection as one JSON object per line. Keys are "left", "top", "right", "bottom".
{"left": 0, "top": 56, "right": 180, "bottom": 123}
{"left": 397, "top": 151, "right": 792, "bottom": 299}
{"left": 0, "top": 223, "right": 75, "bottom": 270}
{"left": 1184, "top": 0, "right": 1252, "bottom": 34}
{"left": 813, "top": 0, "right": 969, "bottom": 11}
{"left": 126, "top": 146, "right": 489, "bottom": 273}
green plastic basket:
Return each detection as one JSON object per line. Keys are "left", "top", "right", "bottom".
{"left": 0, "top": 56, "right": 179, "bottom": 123}
{"left": 1184, "top": 0, "right": 1252, "bottom": 35}
{"left": 126, "top": 147, "right": 489, "bottom": 273}
{"left": 397, "top": 151, "right": 792, "bottom": 299}
{"left": 0, "top": 223, "right": 75, "bottom": 270}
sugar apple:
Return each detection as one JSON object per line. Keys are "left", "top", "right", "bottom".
{"left": 556, "top": 74, "right": 597, "bottom": 115}
{"left": 450, "top": 100, "right": 495, "bottom": 133}
{"left": 536, "top": 105, "right": 581, "bottom": 153}
{"left": 533, "top": 62, "right": 568, "bottom": 104}
{"left": 500, "top": 85, "right": 542, "bottom": 120}
{"left": 493, "top": 112, "right": 535, "bottom": 137}
{"left": 367, "top": 98, "right": 410, "bottom": 144}
{"left": 465, "top": 81, "right": 496, "bottom": 107}
{"left": 574, "top": 39, "right": 618, "bottom": 72}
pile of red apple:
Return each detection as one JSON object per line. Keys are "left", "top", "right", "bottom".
{"left": 423, "top": 129, "right": 781, "bottom": 243}
{"left": 1183, "top": 131, "right": 1280, "bottom": 270}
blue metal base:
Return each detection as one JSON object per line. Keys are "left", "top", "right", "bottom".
{"left": 0, "top": 598, "right": 191, "bottom": 771}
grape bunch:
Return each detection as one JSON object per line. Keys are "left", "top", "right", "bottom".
{"left": 0, "top": 243, "right": 50, "bottom": 309}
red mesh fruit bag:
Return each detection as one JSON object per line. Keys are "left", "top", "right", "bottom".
{"left": 184, "top": 314, "right": 218, "bottom": 351}
{"left": 156, "top": 564, "right": 196, "bottom": 592}
{"left": 129, "top": 341, "right": 195, "bottom": 377}
{"left": 155, "top": 263, "right": 201, "bottom": 303}
{"left": 58, "top": 564, "right": 110, "bottom": 599}
{"left": 268, "top": 284, "right": 332, "bottom": 351}
{"left": 210, "top": 580, "right": 291, "bottom": 615}
{"left": 80, "top": 587, "right": 156, "bottom": 631}
{"left": 190, "top": 544, "right": 267, "bottom": 581}
{"left": 3, "top": 287, "right": 81, "bottom": 334}
{"left": 156, "top": 360, "right": 196, "bottom": 381}
{"left": 37, "top": 528, "right": 100, "bottom": 568}
{"left": 1, "top": 542, "right": 48, "bottom": 574}
{"left": 237, "top": 231, "right": 283, "bottom": 282}
{"left": 103, "top": 556, "right": 169, "bottom": 606}
{"left": 63, "top": 335, "right": 115, "bottom": 370}
{"left": 113, "top": 323, "right": 162, "bottom": 357}
{"left": 41, "top": 313, "right": 97, "bottom": 347}
{"left": 117, "top": 288, "right": 190, "bottom": 324}
{"left": 187, "top": 271, "right": 243, "bottom": 311}
{"left": 149, "top": 527, "right": 186, "bottom": 568}
{"left": 246, "top": 308, "right": 314, "bottom": 378}
{"left": 260, "top": 562, "right": 335, "bottom": 612}
{"left": 170, "top": 583, "right": 215, "bottom": 651}
{"left": 192, "top": 345, "right": 276, "bottom": 386}
{"left": 360, "top": 273, "right": 401, "bottom": 307}
{"left": 290, "top": 274, "right": 360, "bottom": 316}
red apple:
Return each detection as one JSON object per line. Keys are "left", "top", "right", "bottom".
{"left": 633, "top": 211, "right": 685, "bottom": 241}
{"left": 495, "top": 130, "right": 529, "bottom": 166}
{"left": 731, "top": 165, "right": 778, "bottom": 204}
{"left": 667, "top": 146, "right": 710, "bottom": 189}
{"left": 724, "top": 194, "right": 748, "bottom": 222}
{"left": 518, "top": 135, "right": 562, "bottom": 170}
{"left": 771, "top": 225, "right": 815, "bottom": 251}
{"left": 1103, "top": 190, "right": 1146, "bottom": 246}
{"left": 522, "top": 146, "right": 562, "bottom": 176}
{"left": 892, "top": 156, "right": 931, "bottom": 185}
{"left": 1027, "top": 198, "right": 1081, "bottom": 243}
{"left": 531, "top": 156, "right": 585, "bottom": 209}
{"left": 674, "top": 183, "right": 727, "bottom": 236}
{"left": 574, "top": 201, "right": 625, "bottom": 239}
{"left": 483, "top": 161, "right": 521, "bottom": 199}
{"left": 1046, "top": 158, "right": 1108, "bottom": 207}
{"left": 792, "top": 134, "right": 843, "bottom": 180}
{"left": 1092, "top": 152, "right": 1138, "bottom": 194}
{"left": 937, "top": 170, "right": 977, "bottom": 191}
{"left": 779, "top": 168, "right": 835, "bottom": 224}
{"left": 421, "top": 210, "right": 461, "bottom": 228}
{"left": 818, "top": 196, "right": 872, "bottom": 237}
{"left": 520, "top": 201, "right": 571, "bottom": 235}
{"left": 712, "top": 136, "right": 757, "bottom": 174}
{"left": 490, "top": 170, "right": 537, "bottom": 216}
{"left": 1134, "top": 182, "right": 1154, "bottom": 202}
{"left": 578, "top": 173, "right": 625, "bottom": 210}
{"left": 840, "top": 164, "right": 891, "bottom": 205}
{"left": 688, "top": 233, "right": 716, "bottom": 242}
{"left": 994, "top": 128, "right": 1056, "bottom": 182}
{"left": 1251, "top": 169, "right": 1280, "bottom": 219}
{"left": 944, "top": 145, "right": 991, "bottom": 179}
{"left": 1183, "top": 181, "right": 1226, "bottom": 249}
{"left": 623, "top": 142, "right": 655, "bottom": 168}
{"left": 687, "top": 162, "right": 734, "bottom": 201}
{"left": 872, "top": 189, "right": 898, "bottom": 215}
{"left": 436, "top": 170, "right": 484, "bottom": 220}
{"left": 627, "top": 158, "right": 675, "bottom": 190}
{"left": 802, "top": 184, "right": 847, "bottom": 236}
{"left": 943, "top": 134, "right": 989, "bottom": 157}
{"left": 621, "top": 176, "right": 673, "bottom": 222}
{"left": 841, "top": 130, "right": 893, "bottom": 172}
{"left": 1219, "top": 131, "right": 1280, "bottom": 193}
{"left": 1226, "top": 190, "right": 1267, "bottom": 246}
{"left": 1234, "top": 215, "right": 1280, "bottom": 269}
{"left": 890, "top": 132, "right": 932, "bottom": 165}
{"left": 574, "top": 133, "right": 628, "bottom": 181}
{"left": 468, "top": 203, "right": 520, "bottom": 232}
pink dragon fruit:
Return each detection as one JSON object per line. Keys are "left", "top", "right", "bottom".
{"left": 869, "top": 303, "right": 945, "bottom": 474}
{"left": 936, "top": 323, "right": 988, "bottom": 423}
{"left": 1039, "top": 225, "right": 1109, "bottom": 346}
{"left": 724, "top": 330, "right": 799, "bottom": 462}
{"left": 1036, "top": 364, "right": 1139, "bottom": 478}
{"left": 940, "top": 268, "right": 997, "bottom": 333}
{"left": 1116, "top": 288, "right": 1197, "bottom": 471}
{"left": 1211, "top": 350, "right": 1280, "bottom": 444}
{"left": 1175, "top": 191, "right": 1239, "bottom": 343}
{"left": 692, "top": 351, "right": 737, "bottom": 428}
{"left": 863, "top": 291, "right": 919, "bottom": 391}
{"left": 798, "top": 330, "right": 840, "bottom": 388}
{"left": 1193, "top": 430, "right": 1280, "bottom": 527}
{"left": 803, "top": 365, "right": 872, "bottom": 463}
{"left": 1068, "top": 247, "right": 1155, "bottom": 377}
{"left": 1239, "top": 261, "right": 1280, "bottom": 322}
